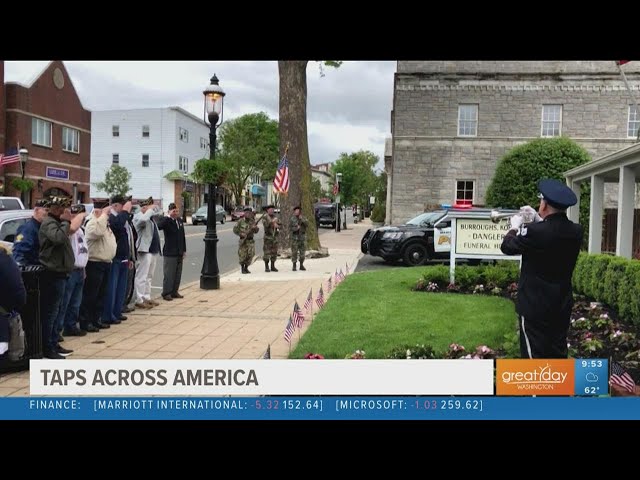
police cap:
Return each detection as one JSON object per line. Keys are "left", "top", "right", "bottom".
{"left": 537, "top": 179, "right": 578, "bottom": 210}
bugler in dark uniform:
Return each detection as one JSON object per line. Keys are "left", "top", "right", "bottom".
{"left": 261, "top": 205, "right": 281, "bottom": 272}
{"left": 289, "top": 206, "right": 309, "bottom": 271}
{"left": 501, "top": 179, "right": 583, "bottom": 359}
{"left": 233, "top": 207, "right": 259, "bottom": 274}
{"left": 12, "top": 199, "right": 50, "bottom": 266}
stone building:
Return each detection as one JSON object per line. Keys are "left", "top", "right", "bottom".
{"left": 389, "top": 61, "right": 640, "bottom": 224}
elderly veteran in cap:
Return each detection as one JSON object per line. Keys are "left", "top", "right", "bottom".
{"left": 78, "top": 199, "right": 116, "bottom": 333}
{"left": 501, "top": 178, "right": 583, "bottom": 359}
{"left": 156, "top": 202, "right": 187, "bottom": 300}
{"left": 132, "top": 197, "right": 163, "bottom": 309}
{"left": 38, "top": 195, "right": 86, "bottom": 359}
{"left": 102, "top": 194, "right": 133, "bottom": 325}
{"left": 261, "top": 204, "right": 281, "bottom": 272}
{"left": 12, "top": 198, "right": 50, "bottom": 267}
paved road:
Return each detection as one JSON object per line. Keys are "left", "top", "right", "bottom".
{"left": 149, "top": 218, "right": 348, "bottom": 294}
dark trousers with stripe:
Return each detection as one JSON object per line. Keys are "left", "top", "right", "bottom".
{"left": 519, "top": 311, "right": 571, "bottom": 359}
{"left": 162, "top": 255, "right": 183, "bottom": 297}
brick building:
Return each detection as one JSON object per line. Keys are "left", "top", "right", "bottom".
{"left": 1, "top": 61, "right": 90, "bottom": 207}
{"left": 389, "top": 61, "right": 640, "bottom": 224}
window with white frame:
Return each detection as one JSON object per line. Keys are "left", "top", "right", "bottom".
{"left": 62, "top": 127, "right": 80, "bottom": 153}
{"left": 541, "top": 105, "right": 562, "bottom": 137}
{"left": 457, "top": 104, "right": 478, "bottom": 137}
{"left": 142, "top": 125, "right": 150, "bottom": 138}
{"left": 142, "top": 154, "right": 149, "bottom": 167}
{"left": 32, "top": 118, "right": 52, "bottom": 147}
{"left": 112, "top": 125, "right": 120, "bottom": 137}
{"left": 628, "top": 105, "right": 640, "bottom": 138}
{"left": 179, "top": 127, "right": 189, "bottom": 142}
{"left": 112, "top": 153, "right": 119, "bottom": 164}
{"left": 179, "top": 156, "right": 188, "bottom": 172}
{"left": 200, "top": 137, "right": 207, "bottom": 149}
{"left": 455, "top": 180, "right": 474, "bottom": 204}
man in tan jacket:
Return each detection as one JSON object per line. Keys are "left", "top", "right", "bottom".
{"left": 78, "top": 199, "right": 117, "bottom": 333}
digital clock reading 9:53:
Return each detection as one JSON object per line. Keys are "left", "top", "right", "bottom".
{"left": 574, "top": 358, "right": 608, "bottom": 396}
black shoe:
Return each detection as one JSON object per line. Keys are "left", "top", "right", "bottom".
{"left": 171, "top": 293, "right": 184, "bottom": 299}
{"left": 58, "top": 334, "right": 64, "bottom": 343}
{"left": 94, "top": 322, "right": 111, "bottom": 329}
{"left": 81, "top": 324, "right": 100, "bottom": 333}
{"left": 117, "top": 315, "right": 128, "bottom": 321}
{"left": 163, "top": 295, "right": 174, "bottom": 301}
{"left": 299, "top": 263, "right": 306, "bottom": 271}
{"left": 108, "top": 319, "right": 122, "bottom": 325}
{"left": 123, "top": 306, "right": 135, "bottom": 313}
{"left": 56, "top": 345, "right": 74, "bottom": 355}
{"left": 45, "top": 350, "right": 65, "bottom": 360}
{"left": 270, "top": 260, "right": 278, "bottom": 272}
{"left": 292, "top": 262, "right": 297, "bottom": 271}
{"left": 265, "top": 261, "right": 270, "bottom": 272}
{"left": 63, "top": 327, "right": 87, "bottom": 337}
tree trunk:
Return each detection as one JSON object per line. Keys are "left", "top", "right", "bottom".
{"left": 277, "top": 60, "right": 321, "bottom": 251}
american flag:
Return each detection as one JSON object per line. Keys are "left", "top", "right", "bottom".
{"left": 332, "top": 182, "right": 339, "bottom": 196}
{"left": 304, "top": 289, "right": 313, "bottom": 311}
{"left": 345, "top": 263, "right": 350, "bottom": 275}
{"left": 616, "top": 60, "right": 631, "bottom": 66}
{"left": 273, "top": 153, "right": 290, "bottom": 194}
{"left": 610, "top": 361, "right": 636, "bottom": 393}
{"left": 0, "top": 147, "right": 20, "bottom": 166}
{"left": 293, "top": 301, "right": 305, "bottom": 328}
{"left": 316, "top": 285, "right": 325, "bottom": 308}
{"left": 262, "top": 344, "right": 271, "bottom": 359}
{"left": 334, "top": 270, "right": 341, "bottom": 285}
{"left": 338, "top": 269, "right": 345, "bottom": 281}
{"left": 284, "top": 316, "right": 295, "bottom": 343}
{"left": 327, "top": 275, "right": 332, "bottom": 293}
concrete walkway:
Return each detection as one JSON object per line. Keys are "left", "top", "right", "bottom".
{"left": 0, "top": 218, "right": 372, "bottom": 396}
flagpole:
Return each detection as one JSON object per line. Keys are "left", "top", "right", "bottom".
{"left": 616, "top": 61, "right": 640, "bottom": 141}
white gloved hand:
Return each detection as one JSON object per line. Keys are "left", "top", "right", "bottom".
{"left": 509, "top": 213, "right": 524, "bottom": 231}
{"left": 521, "top": 205, "right": 542, "bottom": 223}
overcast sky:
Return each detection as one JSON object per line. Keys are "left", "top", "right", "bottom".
{"left": 4, "top": 61, "right": 395, "bottom": 171}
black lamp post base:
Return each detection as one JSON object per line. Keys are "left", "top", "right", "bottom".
{"left": 200, "top": 274, "right": 220, "bottom": 290}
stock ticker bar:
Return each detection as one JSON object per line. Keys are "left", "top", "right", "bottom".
{"left": 0, "top": 396, "right": 639, "bottom": 420}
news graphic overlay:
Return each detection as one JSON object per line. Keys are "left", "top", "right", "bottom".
{"left": 574, "top": 359, "right": 608, "bottom": 396}
{"left": 496, "top": 359, "right": 575, "bottom": 395}
{"left": 29, "top": 359, "right": 494, "bottom": 396}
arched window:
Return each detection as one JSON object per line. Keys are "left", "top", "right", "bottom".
{"left": 43, "top": 187, "right": 70, "bottom": 198}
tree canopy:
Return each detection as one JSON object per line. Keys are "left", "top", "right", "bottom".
{"left": 94, "top": 164, "right": 132, "bottom": 197}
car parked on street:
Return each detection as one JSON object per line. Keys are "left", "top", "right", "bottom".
{"left": 0, "top": 197, "right": 25, "bottom": 211}
{"left": 0, "top": 209, "right": 35, "bottom": 252}
{"left": 192, "top": 205, "right": 226, "bottom": 225}
{"left": 314, "top": 202, "right": 338, "bottom": 229}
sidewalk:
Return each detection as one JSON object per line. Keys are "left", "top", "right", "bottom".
{"left": 0, "top": 218, "right": 372, "bottom": 396}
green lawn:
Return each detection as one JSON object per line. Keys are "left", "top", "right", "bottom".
{"left": 290, "top": 267, "right": 517, "bottom": 359}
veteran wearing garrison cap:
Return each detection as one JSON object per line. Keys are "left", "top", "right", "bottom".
{"left": 501, "top": 179, "right": 583, "bottom": 359}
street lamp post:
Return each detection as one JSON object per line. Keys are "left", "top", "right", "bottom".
{"left": 200, "top": 74, "right": 225, "bottom": 290}
{"left": 335, "top": 172, "right": 342, "bottom": 233}
{"left": 19, "top": 148, "right": 28, "bottom": 207}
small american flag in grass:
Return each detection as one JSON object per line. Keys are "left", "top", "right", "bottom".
{"left": 284, "top": 316, "right": 295, "bottom": 343}
{"left": 293, "top": 301, "right": 305, "bottom": 328}
{"left": 304, "top": 289, "right": 313, "bottom": 311}
{"left": 316, "top": 285, "right": 325, "bottom": 308}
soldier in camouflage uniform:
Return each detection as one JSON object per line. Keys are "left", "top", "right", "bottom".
{"left": 261, "top": 205, "right": 281, "bottom": 272}
{"left": 233, "top": 207, "right": 259, "bottom": 274}
{"left": 289, "top": 206, "right": 309, "bottom": 271}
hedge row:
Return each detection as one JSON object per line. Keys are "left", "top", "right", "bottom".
{"left": 572, "top": 252, "right": 640, "bottom": 325}
{"left": 421, "top": 262, "right": 520, "bottom": 291}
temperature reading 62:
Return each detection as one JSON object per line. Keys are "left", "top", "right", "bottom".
{"left": 584, "top": 386, "right": 599, "bottom": 395}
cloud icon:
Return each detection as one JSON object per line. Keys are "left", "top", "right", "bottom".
{"left": 586, "top": 372, "right": 599, "bottom": 383}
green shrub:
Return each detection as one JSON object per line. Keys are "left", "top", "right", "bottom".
{"left": 421, "top": 265, "right": 451, "bottom": 288}
{"left": 370, "top": 202, "right": 386, "bottom": 223}
{"left": 618, "top": 261, "right": 640, "bottom": 325}
{"left": 484, "top": 262, "right": 520, "bottom": 288}
{"left": 454, "top": 265, "right": 484, "bottom": 290}
{"left": 580, "top": 255, "right": 597, "bottom": 299}
{"left": 588, "top": 255, "right": 613, "bottom": 301}
{"left": 572, "top": 252, "right": 588, "bottom": 295}
{"left": 603, "top": 257, "right": 628, "bottom": 308}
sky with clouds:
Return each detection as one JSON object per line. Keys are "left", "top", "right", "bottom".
{"left": 4, "top": 61, "right": 395, "bottom": 171}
